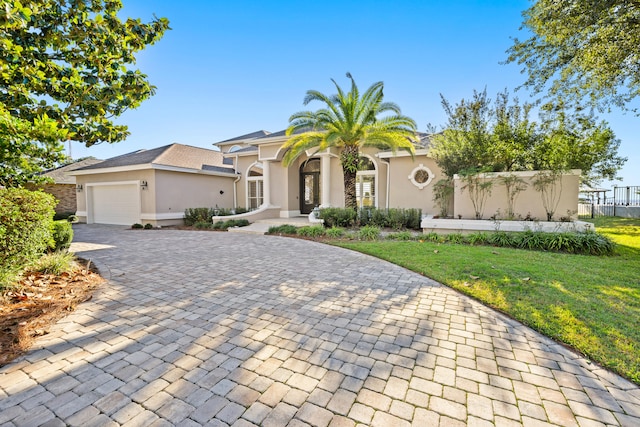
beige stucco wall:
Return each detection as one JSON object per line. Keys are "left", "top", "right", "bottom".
{"left": 234, "top": 155, "right": 259, "bottom": 209}
{"left": 387, "top": 155, "right": 444, "bottom": 214}
{"left": 453, "top": 170, "right": 581, "bottom": 221}
{"left": 153, "top": 170, "right": 234, "bottom": 220}
{"left": 74, "top": 169, "right": 234, "bottom": 226}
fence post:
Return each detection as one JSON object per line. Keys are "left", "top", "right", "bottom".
{"left": 613, "top": 186, "right": 617, "bottom": 217}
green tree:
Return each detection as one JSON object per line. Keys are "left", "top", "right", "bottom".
{"left": 283, "top": 73, "right": 417, "bottom": 209}
{"left": 429, "top": 90, "right": 626, "bottom": 184}
{"left": 429, "top": 89, "right": 538, "bottom": 178}
{"left": 0, "top": 0, "right": 169, "bottom": 185}
{"left": 506, "top": 0, "right": 640, "bottom": 113}
{"left": 0, "top": 104, "right": 68, "bottom": 187}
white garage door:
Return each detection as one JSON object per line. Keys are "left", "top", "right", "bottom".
{"left": 91, "top": 184, "right": 140, "bottom": 225}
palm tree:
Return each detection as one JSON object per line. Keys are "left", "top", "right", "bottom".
{"left": 282, "top": 73, "right": 418, "bottom": 209}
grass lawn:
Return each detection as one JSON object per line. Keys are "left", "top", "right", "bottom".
{"left": 334, "top": 217, "right": 640, "bottom": 384}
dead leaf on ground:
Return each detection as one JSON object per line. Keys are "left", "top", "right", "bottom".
{"left": 470, "top": 275, "right": 480, "bottom": 280}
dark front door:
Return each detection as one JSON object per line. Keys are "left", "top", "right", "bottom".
{"left": 300, "top": 171, "right": 320, "bottom": 214}
{"left": 300, "top": 159, "right": 321, "bottom": 214}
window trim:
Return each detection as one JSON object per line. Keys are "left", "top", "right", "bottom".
{"left": 408, "top": 163, "right": 434, "bottom": 189}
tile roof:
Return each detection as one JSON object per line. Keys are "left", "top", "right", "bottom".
{"left": 42, "top": 157, "right": 103, "bottom": 184}
{"left": 73, "top": 144, "right": 235, "bottom": 174}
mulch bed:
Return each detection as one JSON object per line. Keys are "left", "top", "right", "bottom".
{"left": 0, "top": 261, "right": 104, "bottom": 366}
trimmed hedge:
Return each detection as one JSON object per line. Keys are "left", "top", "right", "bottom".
{"left": 1, "top": 188, "right": 56, "bottom": 287}
{"left": 319, "top": 207, "right": 422, "bottom": 230}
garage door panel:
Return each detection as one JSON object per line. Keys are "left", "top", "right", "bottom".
{"left": 91, "top": 184, "right": 139, "bottom": 225}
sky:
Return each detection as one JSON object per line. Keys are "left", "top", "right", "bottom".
{"left": 70, "top": 0, "right": 638, "bottom": 189}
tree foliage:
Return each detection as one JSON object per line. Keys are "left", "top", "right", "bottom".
{"left": 283, "top": 73, "right": 418, "bottom": 208}
{"left": 506, "top": 0, "right": 640, "bottom": 113}
{"left": 0, "top": 0, "right": 169, "bottom": 185}
{"left": 429, "top": 89, "right": 626, "bottom": 184}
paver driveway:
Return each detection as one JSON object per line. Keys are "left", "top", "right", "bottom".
{"left": 1, "top": 225, "right": 639, "bottom": 427}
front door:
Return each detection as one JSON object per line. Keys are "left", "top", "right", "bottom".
{"left": 300, "top": 159, "right": 321, "bottom": 214}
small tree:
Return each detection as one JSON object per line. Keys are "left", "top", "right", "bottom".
{"left": 432, "top": 178, "right": 454, "bottom": 218}
{"left": 533, "top": 170, "right": 563, "bottom": 221}
{"left": 459, "top": 169, "right": 493, "bottom": 220}
{"left": 500, "top": 174, "right": 528, "bottom": 219}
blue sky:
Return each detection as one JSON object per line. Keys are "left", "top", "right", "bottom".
{"left": 71, "top": 0, "right": 638, "bottom": 188}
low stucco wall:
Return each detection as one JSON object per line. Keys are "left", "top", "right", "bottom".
{"left": 421, "top": 218, "right": 594, "bottom": 234}
{"left": 453, "top": 170, "right": 580, "bottom": 221}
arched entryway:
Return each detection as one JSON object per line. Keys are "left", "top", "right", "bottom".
{"left": 300, "top": 159, "right": 321, "bottom": 214}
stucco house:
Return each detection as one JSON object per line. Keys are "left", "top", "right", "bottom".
{"left": 69, "top": 144, "right": 236, "bottom": 226}
{"left": 67, "top": 131, "right": 581, "bottom": 227}
{"left": 214, "top": 129, "right": 444, "bottom": 220}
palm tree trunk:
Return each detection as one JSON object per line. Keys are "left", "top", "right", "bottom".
{"left": 341, "top": 145, "right": 359, "bottom": 209}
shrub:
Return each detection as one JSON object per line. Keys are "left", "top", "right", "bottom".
{"left": 225, "top": 219, "right": 249, "bottom": 228}
{"left": 387, "top": 231, "right": 415, "bottom": 241}
{"left": 423, "top": 232, "right": 441, "bottom": 242}
{"left": 212, "top": 221, "right": 225, "bottom": 230}
{"left": 297, "top": 225, "right": 325, "bottom": 238}
{"left": 184, "top": 207, "right": 214, "bottom": 226}
{"left": 359, "top": 225, "right": 380, "bottom": 241}
{"left": 467, "top": 232, "right": 489, "bottom": 245}
{"left": 445, "top": 233, "right": 465, "bottom": 244}
{"left": 131, "top": 223, "right": 143, "bottom": 229}
{"left": 518, "top": 230, "right": 546, "bottom": 250}
{"left": 28, "top": 251, "right": 77, "bottom": 276}
{"left": 0, "top": 188, "right": 56, "bottom": 287}
{"left": 325, "top": 227, "right": 345, "bottom": 239}
{"left": 52, "top": 220, "right": 74, "bottom": 251}
{"left": 320, "top": 207, "right": 356, "bottom": 228}
{"left": 489, "top": 231, "right": 515, "bottom": 247}
{"left": 194, "top": 221, "right": 212, "bottom": 229}
{"left": 53, "top": 211, "right": 75, "bottom": 221}
{"left": 144, "top": 223, "right": 154, "bottom": 229}
{"left": 67, "top": 215, "right": 78, "bottom": 223}
{"left": 233, "top": 207, "right": 249, "bottom": 215}
{"left": 268, "top": 224, "right": 299, "bottom": 235}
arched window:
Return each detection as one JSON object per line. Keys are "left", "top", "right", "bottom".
{"left": 356, "top": 157, "right": 376, "bottom": 208}
{"left": 247, "top": 163, "right": 263, "bottom": 210}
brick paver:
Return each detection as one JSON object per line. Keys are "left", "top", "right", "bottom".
{"left": 1, "top": 224, "right": 639, "bottom": 426}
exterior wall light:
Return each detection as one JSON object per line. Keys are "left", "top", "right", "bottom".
{"left": 141, "top": 181, "right": 148, "bottom": 190}
{"left": 76, "top": 184, "right": 83, "bottom": 192}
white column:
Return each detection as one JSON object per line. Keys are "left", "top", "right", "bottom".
{"left": 262, "top": 160, "right": 271, "bottom": 207}
{"left": 321, "top": 154, "right": 331, "bottom": 207}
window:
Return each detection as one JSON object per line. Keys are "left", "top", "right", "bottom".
{"left": 408, "top": 164, "right": 434, "bottom": 189}
{"left": 356, "top": 157, "right": 376, "bottom": 208}
{"left": 247, "top": 163, "right": 263, "bottom": 209}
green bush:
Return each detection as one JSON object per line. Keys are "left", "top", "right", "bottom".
{"left": 423, "top": 232, "right": 442, "bottom": 242}
{"left": 445, "top": 233, "right": 465, "bottom": 244}
{"left": 194, "top": 221, "right": 212, "bottom": 229}
{"left": 325, "top": 227, "right": 345, "bottom": 239}
{"left": 144, "top": 223, "right": 154, "bottom": 229}
{"left": 297, "top": 225, "right": 325, "bottom": 238}
{"left": 267, "top": 224, "right": 299, "bottom": 235}
{"left": 359, "top": 225, "right": 381, "bottom": 241}
{"left": 489, "top": 231, "right": 516, "bottom": 247}
{"left": 29, "top": 251, "right": 76, "bottom": 276}
{"left": 131, "top": 223, "right": 143, "bottom": 229}
{"left": 387, "top": 231, "right": 415, "bottom": 241}
{"left": 184, "top": 207, "right": 214, "bottom": 226}
{"left": 467, "top": 232, "right": 489, "bottom": 245}
{"left": 0, "top": 188, "right": 56, "bottom": 287}
{"left": 212, "top": 221, "right": 225, "bottom": 230}
{"left": 52, "top": 220, "right": 73, "bottom": 251}
{"left": 225, "top": 219, "right": 249, "bottom": 228}
{"left": 53, "top": 211, "right": 75, "bottom": 221}
{"left": 320, "top": 207, "right": 357, "bottom": 228}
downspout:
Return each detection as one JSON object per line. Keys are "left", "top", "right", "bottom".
{"left": 233, "top": 154, "right": 241, "bottom": 208}
{"left": 384, "top": 158, "right": 390, "bottom": 209}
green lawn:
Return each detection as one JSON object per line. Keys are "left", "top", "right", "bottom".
{"left": 334, "top": 217, "right": 640, "bottom": 384}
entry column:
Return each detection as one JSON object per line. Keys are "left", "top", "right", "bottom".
{"left": 263, "top": 160, "right": 271, "bottom": 207}
{"left": 320, "top": 154, "right": 331, "bottom": 207}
